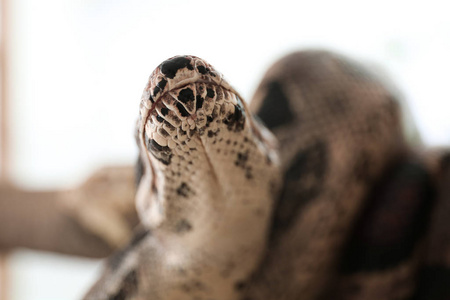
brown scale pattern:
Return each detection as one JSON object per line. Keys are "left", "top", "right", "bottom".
{"left": 85, "top": 52, "right": 450, "bottom": 300}
{"left": 242, "top": 50, "right": 440, "bottom": 300}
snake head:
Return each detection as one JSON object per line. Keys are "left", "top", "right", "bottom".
{"left": 135, "top": 55, "right": 279, "bottom": 229}
{"left": 138, "top": 55, "right": 234, "bottom": 165}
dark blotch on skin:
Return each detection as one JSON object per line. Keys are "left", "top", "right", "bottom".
{"left": 109, "top": 270, "right": 138, "bottom": 300}
{"left": 197, "top": 65, "right": 207, "bottom": 74}
{"left": 340, "top": 158, "right": 434, "bottom": 273}
{"left": 176, "top": 102, "right": 190, "bottom": 117}
{"left": 207, "top": 88, "right": 215, "bottom": 98}
{"left": 269, "top": 140, "right": 328, "bottom": 240}
{"left": 158, "top": 128, "right": 169, "bottom": 138}
{"left": 176, "top": 182, "right": 192, "bottom": 197}
{"left": 153, "top": 86, "right": 161, "bottom": 96}
{"left": 148, "top": 139, "right": 163, "bottom": 151}
{"left": 147, "top": 138, "right": 173, "bottom": 165}
{"left": 414, "top": 266, "right": 450, "bottom": 300}
{"left": 175, "top": 219, "right": 193, "bottom": 233}
{"left": 156, "top": 115, "right": 164, "bottom": 123}
{"left": 235, "top": 281, "right": 247, "bottom": 291}
{"left": 235, "top": 151, "right": 249, "bottom": 168}
{"left": 158, "top": 78, "right": 167, "bottom": 90}
{"left": 257, "top": 81, "right": 295, "bottom": 130}
{"left": 164, "top": 121, "right": 175, "bottom": 132}
{"left": 178, "top": 88, "right": 195, "bottom": 104}
{"left": 206, "top": 115, "right": 214, "bottom": 127}
{"left": 160, "top": 56, "right": 193, "bottom": 79}
{"left": 196, "top": 95, "right": 204, "bottom": 110}
{"left": 161, "top": 107, "right": 169, "bottom": 116}
{"left": 153, "top": 78, "right": 168, "bottom": 97}
{"left": 235, "top": 150, "right": 253, "bottom": 179}
{"left": 224, "top": 104, "right": 245, "bottom": 132}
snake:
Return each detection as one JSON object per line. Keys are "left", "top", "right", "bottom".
{"left": 84, "top": 51, "right": 449, "bottom": 299}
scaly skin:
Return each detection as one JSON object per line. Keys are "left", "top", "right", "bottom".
{"left": 84, "top": 55, "right": 280, "bottom": 300}
{"left": 85, "top": 51, "right": 450, "bottom": 300}
{"left": 244, "top": 50, "right": 416, "bottom": 300}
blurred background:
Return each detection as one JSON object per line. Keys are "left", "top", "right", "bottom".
{"left": 0, "top": 0, "right": 449, "bottom": 299}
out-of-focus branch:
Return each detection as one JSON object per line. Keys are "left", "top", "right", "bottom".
{"left": 0, "top": 166, "right": 138, "bottom": 258}
{"left": 0, "top": 184, "right": 111, "bottom": 257}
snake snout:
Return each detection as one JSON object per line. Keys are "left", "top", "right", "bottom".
{"left": 160, "top": 56, "right": 195, "bottom": 80}
{"left": 159, "top": 55, "right": 220, "bottom": 82}
{"left": 140, "top": 56, "right": 240, "bottom": 167}
{"left": 145, "top": 55, "right": 228, "bottom": 105}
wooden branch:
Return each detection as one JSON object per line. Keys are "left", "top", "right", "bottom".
{"left": 0, "top": 166, "right": 138, "bottom": 258}
{"left": 0, "top": 184, "right": 110, "bottom": 257}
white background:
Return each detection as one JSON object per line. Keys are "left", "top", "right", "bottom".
{"left": 3, "top": 0, "right": 450, "bottom": 299}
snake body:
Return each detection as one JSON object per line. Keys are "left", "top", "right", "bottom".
{"left": 245, "top": 51, "right": 417, "bottom": 299}
{"left": 84, "top": 51, "right": 445, "bottom": 299}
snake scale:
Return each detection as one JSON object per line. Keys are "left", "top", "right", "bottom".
{"left": 84, "top": 51, "right": 450, "bottom": 300}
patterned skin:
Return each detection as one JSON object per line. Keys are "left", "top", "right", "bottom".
{"left": 84, "top": 51, "right": 450, "bottom": 300}
{"left": 245, "top": 51, "right": 444, "bottom": 300}
{"left": 84, "top": 55, "right": 280, "bottom": 300}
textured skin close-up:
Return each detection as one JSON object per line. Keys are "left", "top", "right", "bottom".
{"left": 83, "top": 51, "right": 450, "bottom": 300}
